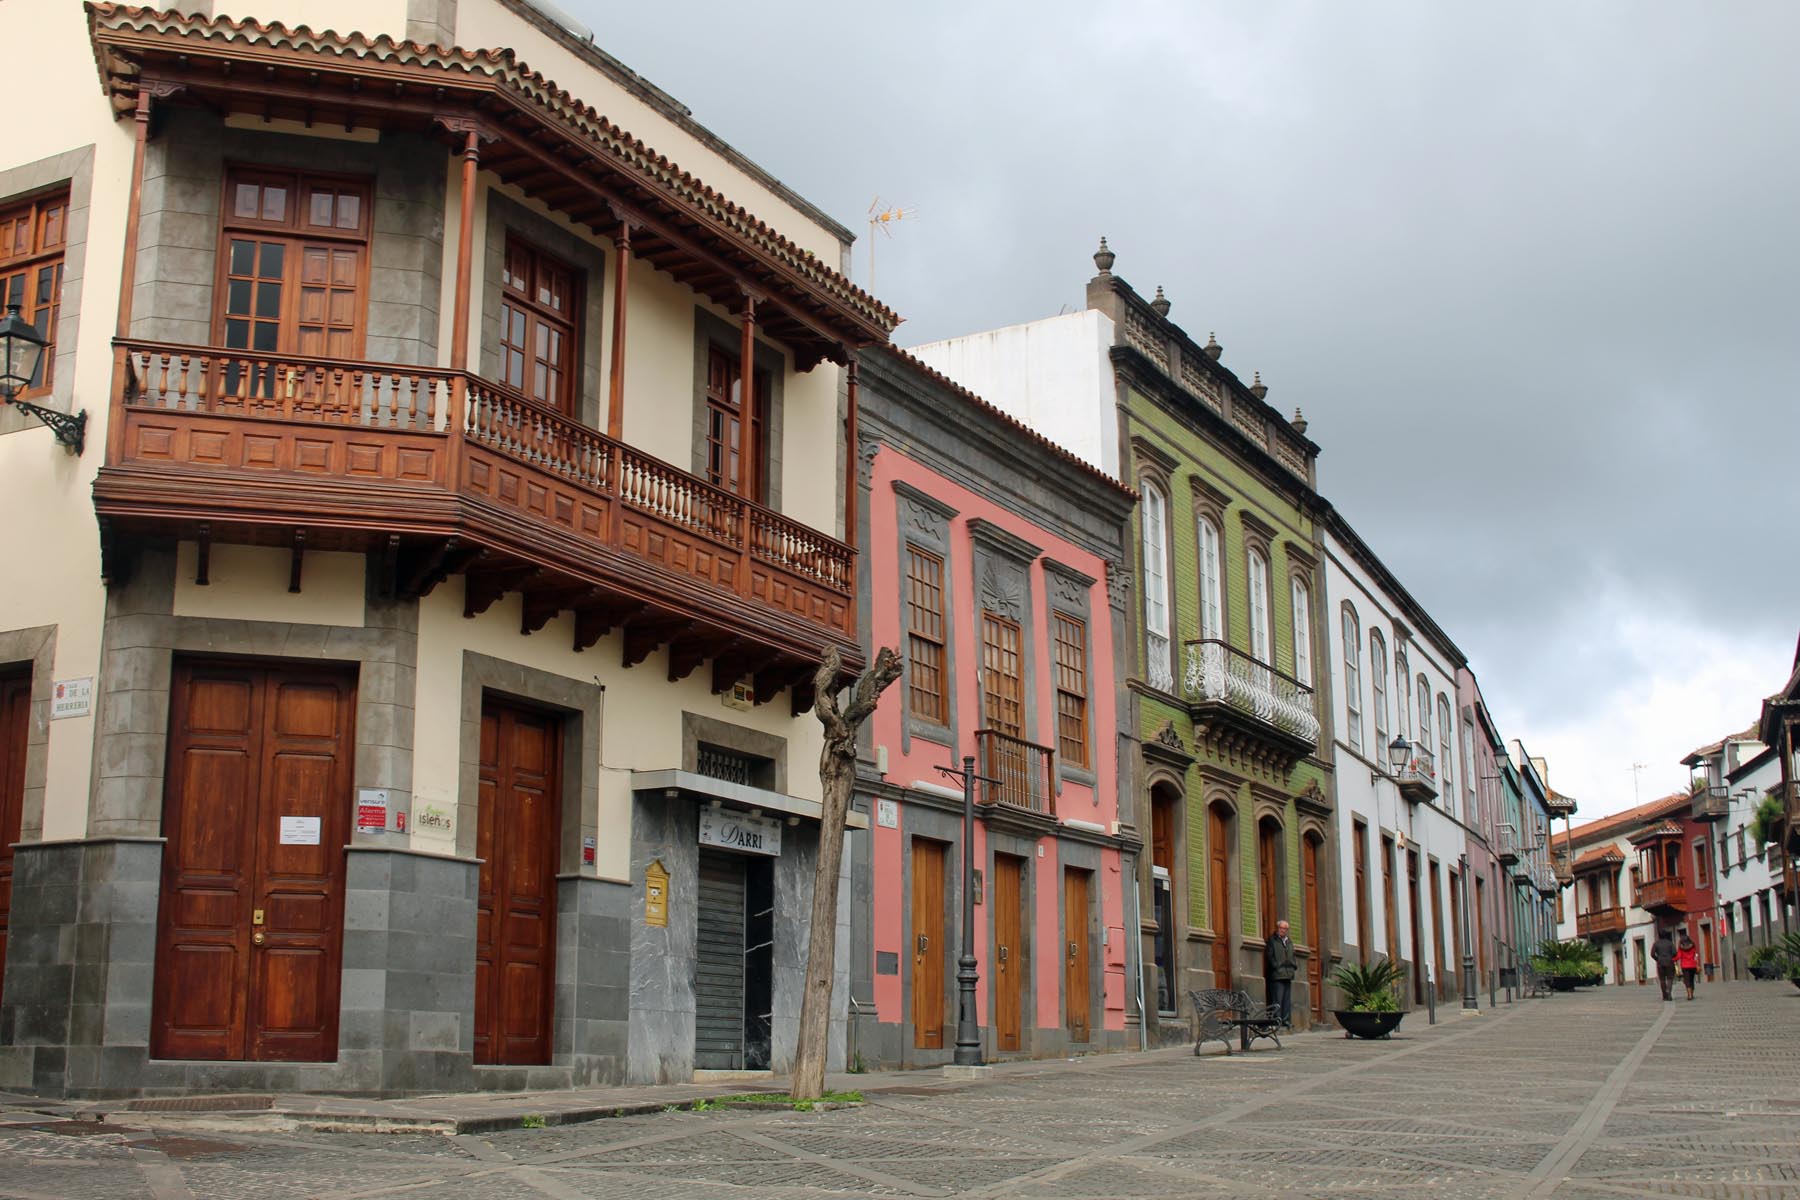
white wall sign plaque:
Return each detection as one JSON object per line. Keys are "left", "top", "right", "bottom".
{"left": 698, "top": 808, "right": 782, "bottom": 857}
{"left": 876, "top": 798, "right": 898, "bottom": 829}
{"left": 50, "top": 677, "right": 92, "bottom": 720}
{"left": 279, "top": 816, "right": 321, "bottom": 845}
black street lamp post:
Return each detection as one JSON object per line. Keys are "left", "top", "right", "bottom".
{"left": 1458, "top": 852, "right": 1478, "bottom": 1011}
{"left": 937, "top": 754, "right": 998, "bottom": 1068}
{"left": 0, "top": 304, "right": 85, "bottom": 454}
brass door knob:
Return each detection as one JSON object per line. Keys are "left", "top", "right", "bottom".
{"left": 252, "top": 931, "right": 266, "bottom": 946}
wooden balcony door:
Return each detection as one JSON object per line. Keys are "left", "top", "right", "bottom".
{"left": 1407, "top": 852, "right": 1426, "bottom": 1005}
{"left": 215, "top": 170, "right": 370, "bottom": 404}
{"left": 153, "top": 661, "right": 355, "bottom": 1062}
{"left": 993, "top": 854, "right": 1025, "bottom": 1053}
{"left": 911, "top": 839, "right": 946, "bottom": 1050}
{"left": 0, "top": 670, "right": 29, "bottom": 1004}
{"left": 705, "top": 345, "right": 768, "bottom": 502}
{"left": 1064, "top": 868, "right": 1091, "bottom": 1044}
{"left": 475, "top": 698, "right": 562, "bottom": 1066}
{"left": 1302, "top": 833, "right": 1324, "bottom": 1020}
{"left": 1208, "top": 803, "right": 1233, "bottom": 987}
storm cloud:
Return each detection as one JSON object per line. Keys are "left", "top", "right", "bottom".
{"left": 566, "top": 1, "right": 1800, "bottom": 813}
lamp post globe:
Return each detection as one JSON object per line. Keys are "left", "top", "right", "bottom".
{"left": 1387, "top": 735, "right": 1410, "bottom": 774}
{"left": 0, "top": 304, "right": 48, "bottom": 399}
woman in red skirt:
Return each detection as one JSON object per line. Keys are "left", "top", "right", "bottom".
{"left": 1675, "top": 931, "right": 1700, "bottom": 1000}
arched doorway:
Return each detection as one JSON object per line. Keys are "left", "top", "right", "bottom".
{"left": 1302, "top": 832, "right": 1325, "bottom": 1021}
{"left": 1257, "top": 817, "right": 1284, "bottom": 936}
{"left": 1149, "top": 782, "right": 1181, "bottom": 1015}
{"left": 1208, "top": 801, "right": 1234, "bottom": 988}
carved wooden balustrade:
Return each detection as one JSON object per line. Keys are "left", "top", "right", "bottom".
{"left": 1576, "top": 906, "right": 1626, "bottom": 939}
{"left": 976, "top": 729, "right": 1057, "bottom": 819}
{"left": 1636, "top": 874, "right": 1686, "bottom": 914}
{"left": 102, "top": 340, "right": 856, "bottom": 670}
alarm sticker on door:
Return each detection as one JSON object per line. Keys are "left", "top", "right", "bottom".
{"left": 279, "top": 816, "right": 321, "bottom": 845}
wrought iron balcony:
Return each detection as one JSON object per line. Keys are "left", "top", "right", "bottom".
{"left": 1396, "top": 744, "right": 1438, "bottom": 804}
{"left": 1182, "top": 639, "right": 1318, "bottom": 751}
{"left": 1496, "top": 823, "right": 1520, "bottom": 865}
{"left": 976, "top": 729, "right": 1057, "bottom": 819}
{"left": 1576, "top": 906, "right": 1626, "bottom": 939}
{"left": 94, "top": 340, "right": 858, "bottom": 700}
{"left": 1637, "top": 875, "right": 1686, "bottom": 914}
{"left": 1689, "top": 784, "right": 1729, "bottom": 823}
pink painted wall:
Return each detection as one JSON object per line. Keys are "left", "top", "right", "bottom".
{"left": 866, "top": 443, "right": 1125, "bottom": 1035}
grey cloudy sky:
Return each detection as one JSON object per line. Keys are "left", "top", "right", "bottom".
{"left": 566, "top": 1, "right": 1800, "bottom": 816}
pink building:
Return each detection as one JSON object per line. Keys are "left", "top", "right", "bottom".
{"left": 848, "top": 348, "right": 1140, "bottom": 1066}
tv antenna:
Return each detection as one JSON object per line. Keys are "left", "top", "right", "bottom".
{"left": 867, "top": 198, "right": 916, "bottom": 295}
{"left": 1628, "top": 762, "right": 1647, "bottom": 805}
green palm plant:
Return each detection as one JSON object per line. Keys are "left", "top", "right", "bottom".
{"left": 1751, "top": 791, "right": 1786, "bottom": 847}
{"left": 1330, "top": 957, "right": 1405, "bottom": 1012}
{"left": 1532, "top": 937, "right": 1604, "bottom": 980}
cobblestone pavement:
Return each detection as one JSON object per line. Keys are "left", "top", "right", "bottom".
{"left": 2, "top": 981, "right": 1797, "bottom": 1199}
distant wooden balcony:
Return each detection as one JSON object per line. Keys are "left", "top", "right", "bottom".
{"left": 1495, "top": 823, "right": 1520, "bottom": 865}
{"left": 1689, "top": 785, "right": 1729, "bottom": 823}
{"left": 94, "top": 340, "right": 858, "bottom": 704}
{"left": 1576, "top": 906, "right": 1626, "bottom": 939}
{"left": 1637, "top": 875, "right": 1687, "bottom": 914}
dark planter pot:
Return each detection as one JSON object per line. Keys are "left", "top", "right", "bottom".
{"left": 1791, "top": 977, "right": 1800, "bottom": 992}
{"left": 1546, "top": 976, "right": 1581, "bottom": 992}
{"left": 1749, "top": 964, "right": 1777, "bottom": 980}
{"left": 1335, "top": 1009, "right": 1404, "bottom": 1040}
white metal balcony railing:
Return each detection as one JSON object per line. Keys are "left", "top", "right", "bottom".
{"left": 1397, "top": 744, "right": 1437, "bottom": 795}
{"left": 1496, "top": 822, "right": 1520, "bottom": 861}
{"left": 1182, "top": 639, "right": 1320, "bottom": 745}
{"left": 1147, "top": 633, "right": 1175, "bottom": 693}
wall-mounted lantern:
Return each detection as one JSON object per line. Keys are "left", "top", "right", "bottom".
{"left": 0, "top": 304, "right": 85, "bottom": 454}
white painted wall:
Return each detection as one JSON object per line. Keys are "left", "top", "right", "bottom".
{"left": 908, "top": 310, "right": 1120, "bottom": 477}
{"left": 1323, "top": 526, "right": 1469, "bottom": 981}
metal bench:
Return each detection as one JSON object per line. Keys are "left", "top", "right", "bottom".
{"left": 1189, "top": 988, "right": 1284, "bottom": 1056}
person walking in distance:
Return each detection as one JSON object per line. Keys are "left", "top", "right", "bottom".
{"left": 1265, "top": 919, "right": 1298, "bottom": 1027}
{"left": 1676, "top": 929, "right": 1700, "bottom": 1001}
{"left": 1651, "top": 927, "right": 1677, "bottom": 1001}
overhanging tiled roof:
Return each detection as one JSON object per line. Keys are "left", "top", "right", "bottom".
{"left": 1573, "top": 845, "right": 1624, "bottom": 870}
{"left": 1629, "top": 820, "right": 1684, "bottom": 845}
{"left": 85, "top": 4, "right": 899, "bottom": 358}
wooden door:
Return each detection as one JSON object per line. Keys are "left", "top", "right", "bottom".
{"left": 1208, "top": 805, "right": 1233, "bottom": 987}
{"left": 0, "top": 670, "right": 29, "bottom": 1003}
{"left": 1353, "top": 824, "right": 1369, "bottom": 964}
{"left": 1258, "top": 821, "right": 1280, "bottom": 936}
{"left": 1302, "top": 835, "right": 1324, "bottom": 1020}
{"left": 1064, "top": 869, "right": 1091, "bottom": 1044}
{"left": 911, "top": 839, "right": 946, "bottom": 1049}
{"left": 1382, "top": 837, "right": 1399, "bottom": 968}
{"left": 1407, "top": 852, "right": 1425, "bottom": 1004}
{"left": 1475, "top": 875, "right": 1487, "bottom": 978}
{"left": 1429, "top": 862, "right": 1445, "bottom": 996}
{"left": 475, "top": 698, "right": 561, "bottom": 1066}
{"left": 993, "top": 854, "right": 1024, "bottom": 1053}
{"left": 153, "top": 661, "right": 354, "bottom": 1062}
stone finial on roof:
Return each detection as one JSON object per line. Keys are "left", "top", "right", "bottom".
{"left": 1204, "top": 331, "right": 1221, "bottom": 361}
{"left": 1250, "top": 371, "right": 1268, "bottom": 400}
{"left": 1093, "top": 237, "right": 1115, "bottom": 275}
{"left": 1290, "top": 408, "right": 1308, "bottom": 435}
{"left": 1150, "top": 286, "right": 1170, "bottom": 317}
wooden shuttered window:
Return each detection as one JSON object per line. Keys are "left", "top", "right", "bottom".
{"left": 499, "top": 238, "right": 579, "bottom": 415}
{"left": 216, "top": 168, "right": 370, "bottom": 363}
{"left": 904, "top": 546, "right": 948, "bottom": 725}
{"left": 0, "top": 190, "right": 68, "bottom": 396}
{"left": 1053, "top": 613, "right": 1088, "bottom": 768}
{"left": 980, "top": 612, "right": 1023, "bottom": 737}
{"left": 705, "top": 345, "right": 769, "bottom": 502}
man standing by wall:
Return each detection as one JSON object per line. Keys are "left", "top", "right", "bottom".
{"left": 1266, "top": 920, "right": 1298, "bottom": 1026}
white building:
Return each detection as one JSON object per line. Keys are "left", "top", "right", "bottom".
{"left": 1321, "top": 511, "right": 1473, "bottom": 1011}
{"left": 1689, "top": 726, "right": 1789, "bottom": 977}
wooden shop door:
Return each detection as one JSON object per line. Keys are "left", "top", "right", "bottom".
{"left": 993, "top": 854, "right": 1025, "bottom": 1053}
{"left": 475, "top": 698, "right": 562, "bottom": 1066}
{"left": 1209, "top": 804, "right": 1233, "bottom": 988}
{"left": 911, "top": 839, "right": 946, "bottom": 1049}
{"left": 1303, "top": 834, "right": 1324, "bottom": 1020}
{"left": 1063, "top": 868, "right": 1091, "bottom": 1043}
{"left": 0, "top": 670, "right": 29, "bottom": 1004}
{"left": 153, "top": 661, "right": 355, "bottom": 1061}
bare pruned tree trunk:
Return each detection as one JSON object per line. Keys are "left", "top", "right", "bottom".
{"left": 790, "top": 643, "right": 901, "bottom": 1101}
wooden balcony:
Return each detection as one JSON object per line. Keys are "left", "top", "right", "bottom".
{"left": 1576, "top": 906, "right": 1626, "bottom": 939}
{"left": 1637, "top": 875, "right": 1687, "bottom": 914}
{"left": 1495, "top": 823, "right": 1520, "bottom": 865}
{"left": 93, "top": 341, "right": 859, "bottom": 706}
{"left": 1689, "top": 785, "right": 1729, "bottom": 823}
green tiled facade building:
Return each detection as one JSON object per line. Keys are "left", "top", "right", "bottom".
{"left": 1084, "top": 259, "right": 1336, "bottom": 1043}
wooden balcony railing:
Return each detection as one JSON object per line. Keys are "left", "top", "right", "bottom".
{"left": 1637, "top": 875, "right": 1686, "bottom": 913}
{"left": 107, "top": 339, "right": 854, "bottom": 646}
{"left": 1495, "top": 823, "right": 1520, "bottom": 864}
{"left": 1182, "top": 639, "right": 1319, "bottom": 747}
{"left": 1576, "top": 906, "right": 1626, "bottom": 939}
{"left": 1689, "top": 784, "right": 1729, "bottom": 823}
{"left": 976, "top": 729, "right": 1056, "bottom": 818}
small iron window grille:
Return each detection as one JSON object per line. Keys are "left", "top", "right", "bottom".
{"left": 697, "top": 744, "right": 760, "bottom": 787}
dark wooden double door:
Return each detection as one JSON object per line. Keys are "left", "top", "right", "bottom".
{"left": 476, "top": 698, "right": 562, "bottom": 1066}
{"left": 154, "top": 661, "right": 355, "bottom": 1062}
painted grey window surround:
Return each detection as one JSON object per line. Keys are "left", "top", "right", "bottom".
{"left": 691, "top": 306, "right": 785, "bottom": 512}
{"left": 681, "top": 711, "right": 789, "bottom": 794}
{"left": 0, "top": 146, "right": 92, "bottom": 436}
{"left": 1043, "top": 557, "right": 1097, "bottom": 792}
{"left": 967, "top": 519, "right": 1042, "bottom": 763}
{"left": 892, "top": 480, "right": 957, "bottom": 756}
